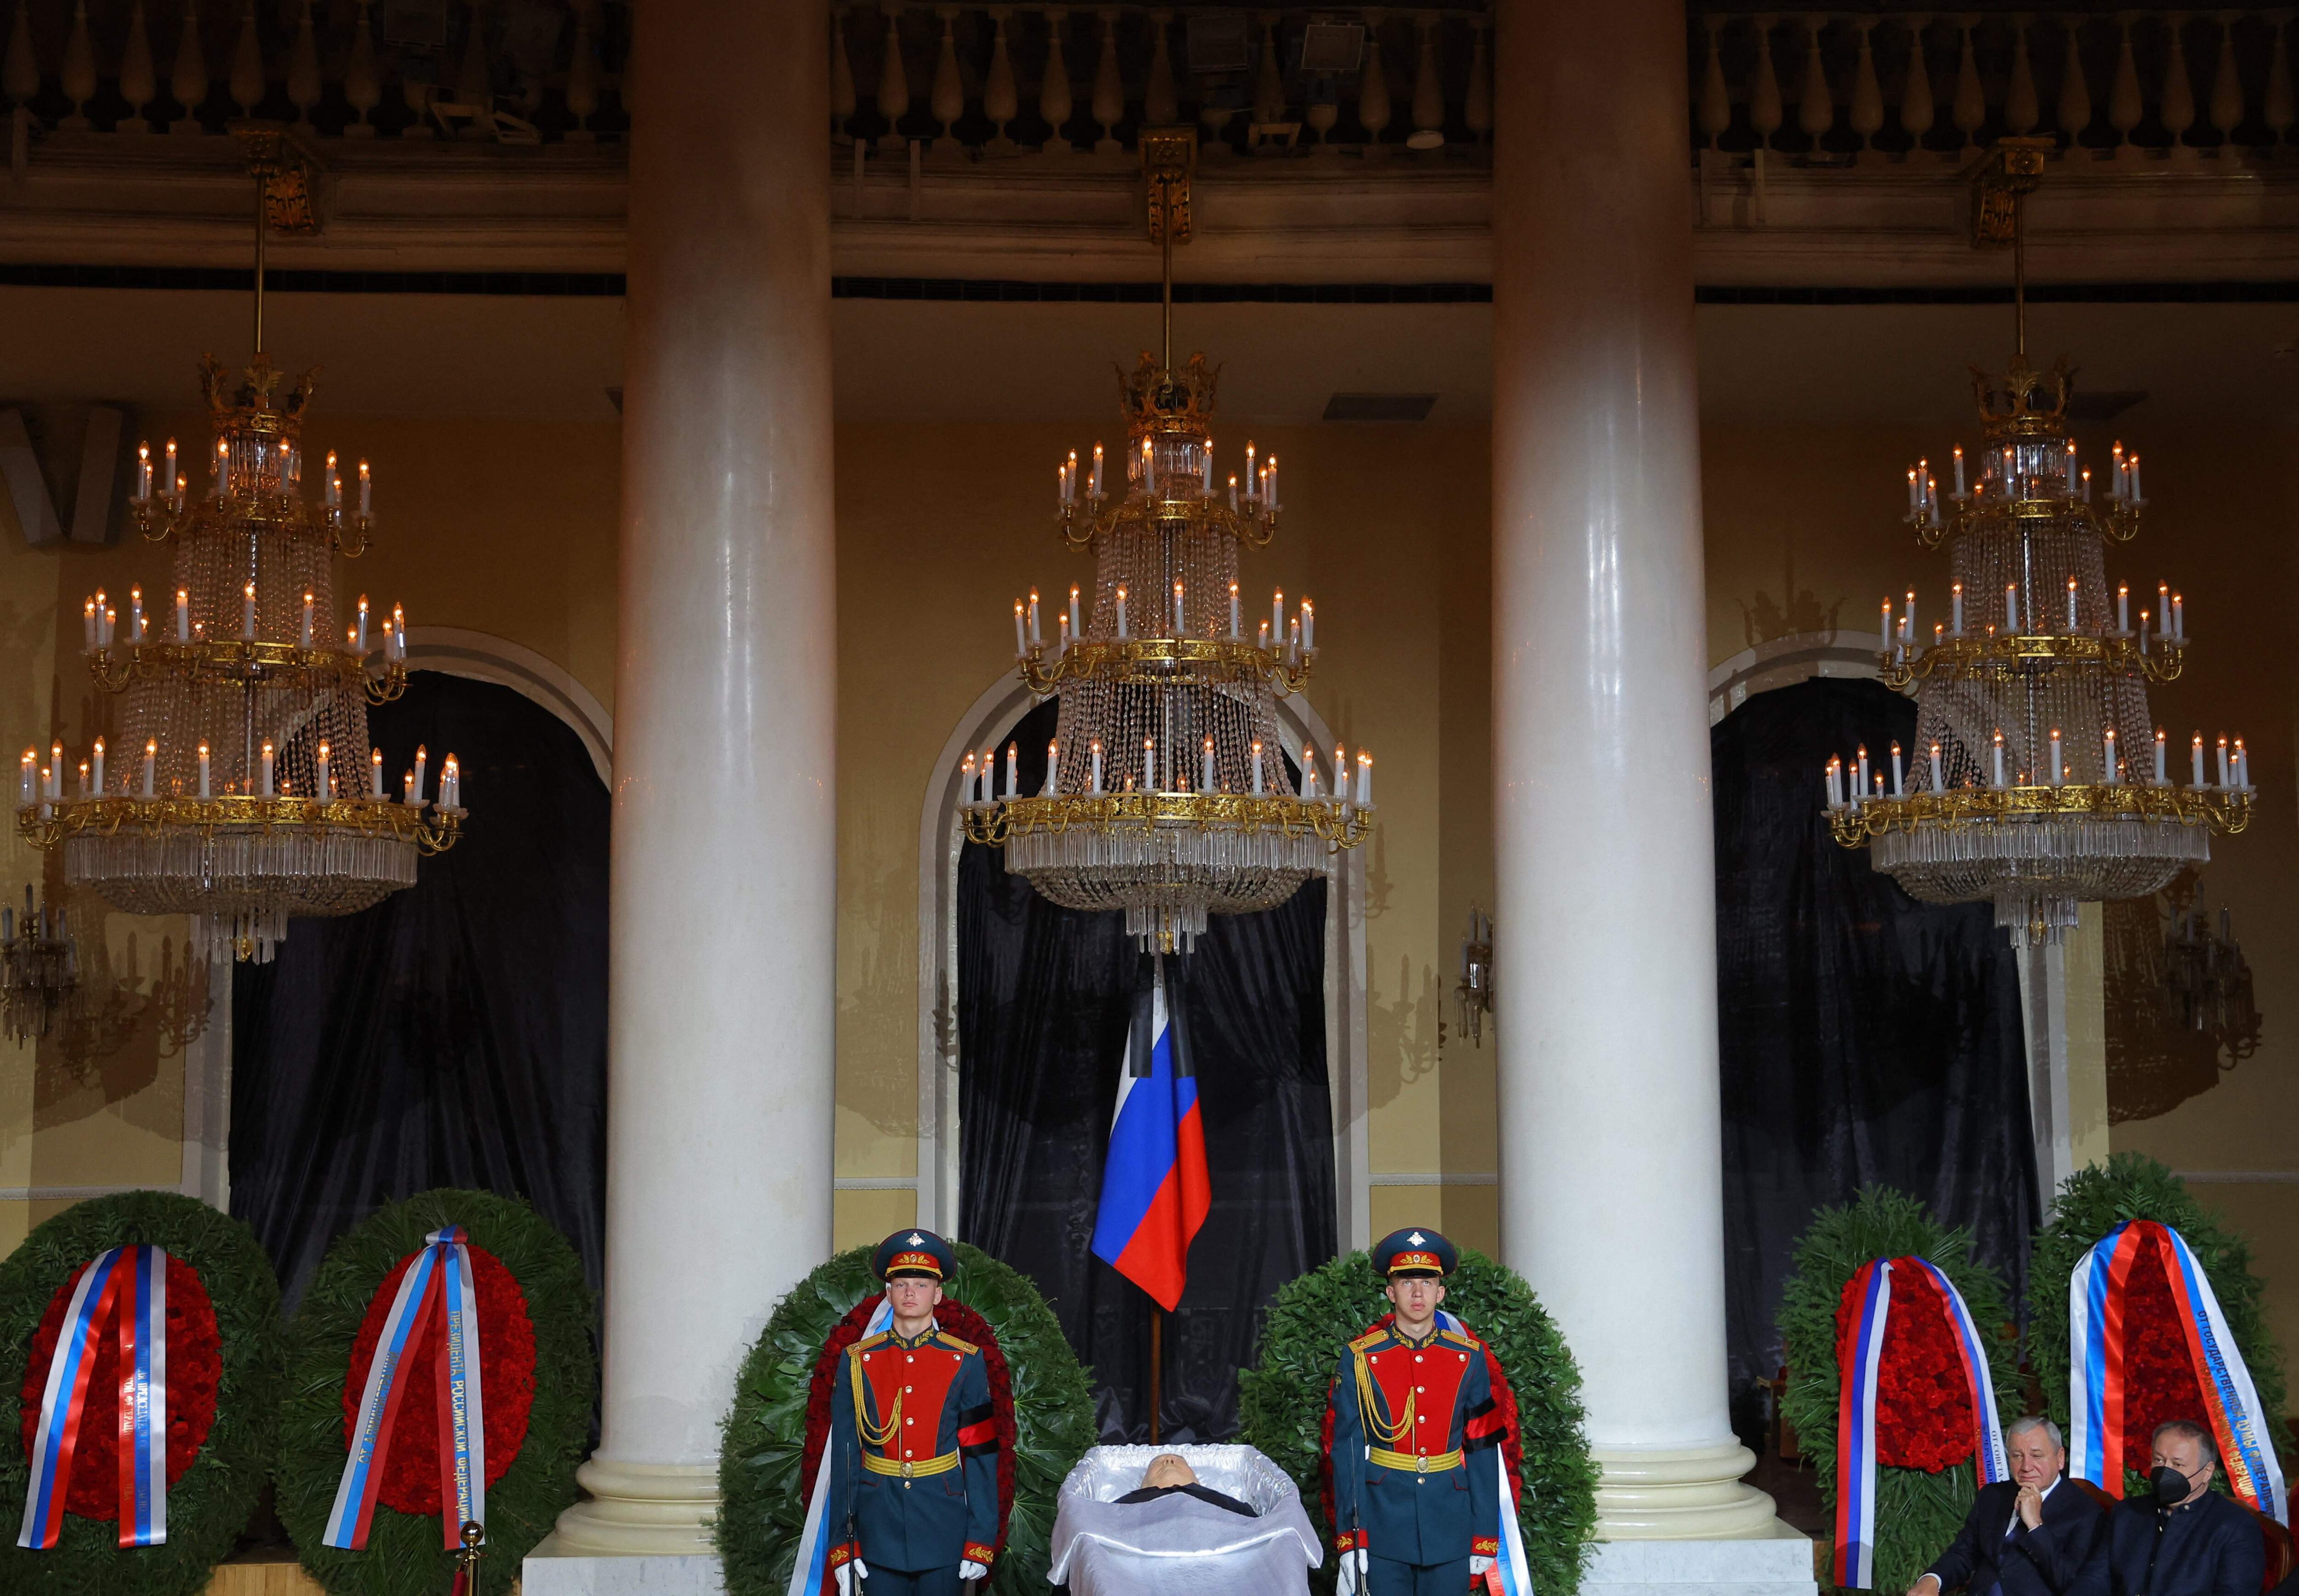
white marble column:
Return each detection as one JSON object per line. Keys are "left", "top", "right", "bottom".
{"left": 1489, "top": 0, "right": 1791, "bottom": 1565}
{"left": 539, "top": 0, "right": 836, "bottom": 1579}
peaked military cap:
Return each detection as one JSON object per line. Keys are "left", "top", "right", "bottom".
{"left": 873, "top": 1228, "right": 956, "bottom": 1282}
{"left": 1373, "top": 1227, "right": 1457, "bottom": 1278}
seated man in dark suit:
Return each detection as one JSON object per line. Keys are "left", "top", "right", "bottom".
{"left": 1113, "top": 1454, "right": 1258, "bottom": 1517}
{"left": 2078, "top": 1420, "right": 2265, "bottom": 1596}
{"left": 1908, "top": 1416, "right": 2110, "bottom": 1596}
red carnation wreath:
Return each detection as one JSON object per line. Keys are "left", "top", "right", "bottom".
{"left": 2111, "top": 1240, "right": 2208, "bottom": 1469}
{"left": 17, "top": 1254, "right": 220, "bottom": 1521}
{"left": 797, "top": 1295, "right": 1017, "bottom": 1561}
{"left": 1830, "top": 1258, "right": 1978, "bottom": 1474}
{"left": 338, "top": 1243, "right": 537, "bottom": 1515}
{"left": 1316, "top": 1312, "right": 1527, "bottom": 1534}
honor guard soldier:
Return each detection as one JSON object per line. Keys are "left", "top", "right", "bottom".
{"left": 827, "top": 1231, "right": 1001, "bottom": 1596}
{"left": 1326, "top": 1229, "right": 1503, "bottom": 1596}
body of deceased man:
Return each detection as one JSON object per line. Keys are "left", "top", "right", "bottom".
{"left": 1047, "top": 1444, "right": 1322, "bottom": 1596}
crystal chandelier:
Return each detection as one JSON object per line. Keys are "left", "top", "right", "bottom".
{"left": 16, "top": 128, "right": 464, "bottom": 964}
{"left": 2157, "top": 879, "right": 2259, "bottom": 1061}
{"left": 961, "top": 130, "right": 1373, "bottom": 952}
{"left": 1826, "top": 141, "right": 2249, "bottom": 946}
{"left": 1, "top": 886, "right": 78, "bottom": 1045}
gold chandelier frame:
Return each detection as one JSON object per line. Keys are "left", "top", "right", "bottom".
{"left": 1018, "top": 636, "right": 1313, "bottom": 696}
{"left": 21, "top": 793, "right": 465, "bottom": 856}
{"left": 1829, "top": 782, "right": 2252, "bottom": 845}
{"left": 1879, "top": 632, "right": 2184, "bottom": 690}
{"left": 961, "top": 791, "right": 1373, "bottom": 850}
{"left": 87, "top": 639, "right": 409, "bottom": 703}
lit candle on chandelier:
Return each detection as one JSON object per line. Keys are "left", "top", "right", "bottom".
{"left": 175, "top": 587, "right": 189, "bottom": 643}
{"left": 1144, "top": 736, "right": 1157, "bottom": 793}
{"left": 1141, "top": 436, "right": 1153, "bottom": 490}
{"left": 75, "top": 759, "right": 87, "bottom": 798}
{"left": 1991, "top": 730, "right": 2006, "bottom": 789}
{"left": 2117, "top": 582, "right": 2129, "bottom": 633}
{"left": 1115, "top": 585, "right": 1129, "bottom": 639}
{"left": 439, "top": 755, "right": 458, "bottom": 809}
{"left": 1355, "top": 751, "right": 1372, "bottom": 806}
{"left": 412, "top": 745, "right": 428, "bottom": 804}
{"left": 93, "top": 590, "right": 109, "bottom": 648}
{"left": 1251, "top": 739, "right": 1265, "bottom": 795}
{"left": 356, "top": 595, "right": 369, "bottom": 653}
{"left": 2138, "top": 610, "right": 2150, "bottom": 654}
{"left": 1042, "top": 741, "right": 1058, "bottom": 797}
{"left": 2112, "top": 441, "right": 2126, "bottom": 498}
{"left": 2171, "top": 592, "right": 2183, "bottom": 640}
{"left": 2153, "top": 730, "right": 2167, "bottom": 786}
{"left": 1201, "top": 735, "right": 1215, "bottom": 792}
{"left": 392, "top": 603, "right": 406, "bottom": 660}
{"left": 2005, "top": 583, "right": 2019, "bottom": 633}
{"left": 2065, "top": 438, "right": 2078, "bottom": 493}
{"left": 1201, "top": 439, "right": 1214, "bottom": 494}
{"left": 2082, "top": 467, "right": 2092, "bottom": 502}
{"left": 197, "top": 741, "right": 211, "bottom": 799}
{"left": 2235, "top": 736, "right": 2249, "bottom": 789}
{"left": 325, "top": 450, "right": 340, "bottom": 508}
{"left": 1266, "top": 455, "right": 1278, "bottom": 509}
{"left": 134, "top": 441, "right": 151, "bottom": 502}
{"left": 1855, "top": 745, "right": 1869, "bottom": 794}
{"left": 90, "top": 738, "right": 103, "bottom": 795}
{"left": 1013, "top": 601, "right": 1027, "bottom": 656}
{"left": 1332, "top": 745, "right": 1348, "bottom": 802}
{"left": 1271, "top": 588, "right": 1284, "bottom": 642}
{"left": 1906, "top": 468, "right": 1919, "bottom": 514}
{"left": 2157, "top": 581, "right": 2169, "bottom": 632}
{"left": 1090, "top": 443, "right": 1104, "bottom": 497}
{"left": 1258, "top": 620, "right": 1270, "bottom": 650}
{"left": 1824, "top": 756, "right": 1842, "bottom": 809}
{"left": 1069, "top": 584, "right": 1082, "bottom": 638}
{"left": 1929, "top": 740, "right": 1944, "bottom": 793}
{"left": 315, "top": 740, "right": 331, "bottom": 802}
{"left": 1950, "top": 582, "right": 1963, "bottom": 635}
{"left": 2216, "top": 735, "right": 2230, "bottom": 787}
{"left": 2103, "top": 729, "right": 2119, "bottom": 786}
{"left": 1302, "top": 743, "right": 1319, "bottom": 799}
{"left": 1229, "top": 581, "right": 1241, "bottom": 638}
{"left": 143, "top": 740, "right": 156, "bottom": 798}
{"left": 1288, "top": 614, "right": 1300, "bottom": 657}
{"left": 1900, "top": 590, "right": 1915, "bottom": 644}
{"left": 2191, "top": 733, "right": 2206, "bottom": 787}
{"left": 82, "top": 598, "right": 96, "bottom": 655}
{"left": 260, "top": 739, "right": 275, "bottom": 798}
{"left": 129, "top": 586, "right": 144, "bottom": 643}
{"left": 2066, "top": 576, "right": 2079, "bottom": 633}
{"left": 2128, "top": 454, "right": 2142, "bottom": 501}
{"left": 1001, "top": 741, "right": 1017, "bottom": 799}
{"left": 300, "top": 589, "right": 315, "bottom": 649}
{"left": 1028, "top": 589, "right": 1041, "bottom": 645}
{"left": 1089, "top": 739, "right": 1103, "bottom": 795}
{"left": 1951, "top": 445, "right": 1966, "bottom": 498}
{"left": 371, "top": 747, "right": 384, "bottom": 799}
{"left": 1245, "top": 442, "right": 1256, "bottom": 499}
{"left": 1889, "top": 741, "right": 1904, "bottom": 798}
{"left": 357, "top": 459, "right": 372, "bottom": 517}
{"left": 1228, "top": 473, "right": 1239, "bottom": 513}
{"left": 163, "top": 438, "right": 177, "bottom": 500}
{"left": 1172, "top": 580, "right": 1185, "bottom": 636}
{"left": 1301, "top": 599, "right": 1315, "bottom": 651}
{"left": 215, "top": 438, "right": 229, "bottom": 498}
{"left": 1056, "top": 613, "right": 1070, "bottom": 655}
{"left": 1880, "top": 598, "right": 1893, "bottom": 649}
{"left": 18, "top": 750, "right": 32, "bottom": 808}
{"left": 241, "top": 582, "right": 257, "bottom": 641}
{"left": 2047, "top": 728, "right": 2062, "bottom": 787}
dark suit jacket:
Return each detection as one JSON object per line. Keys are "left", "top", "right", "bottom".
{"left": 2075, "top": 1490, "right": 2265, "bottom": 1596}
{"left": 1929, "top": 1479, "right": 2111, "bottom": 1596}
{"left": 1112, "top": 1482, "right": 1258, "bottom": 1516}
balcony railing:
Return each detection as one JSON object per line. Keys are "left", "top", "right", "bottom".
{"left": 1, "top": 0, "right": 2292, "bottom": 165}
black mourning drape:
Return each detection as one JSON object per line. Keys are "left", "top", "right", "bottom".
{"left": 1714, "top": 677, "right": 2036, "bottom": 1394}
{"left": 958, "top": 700, "right": 1335, "bottom": 1442}
{"left": 229, "top": 673, "right": 610, "bottom": 1314}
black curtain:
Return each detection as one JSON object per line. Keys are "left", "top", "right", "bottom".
{"left": 229, "top": 673, "right": 610, "bottom": 1314}
{"left": 958, "top": 700, "right": 1335, "bottom": 1442}
{"left": 1713, "top": 677, "right": 2036, "bottom": 1397}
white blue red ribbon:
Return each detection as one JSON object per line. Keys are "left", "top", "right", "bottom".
{"left": 788, "top": 1298, "right": 893, "bottom": 1596}
{"left": 2069, "top": 1219, "right": 2288, "bottom": 1524}
{"left": 324, "top": 1226, "right": 489, "bottom": 1551}
{"left": 1834, "top": 1256, "right": 2015, "bottom": 1588}
{"left": 1437, "top": 1310, "right": 1534, "bottom": 1596}
{"left": 17, "top": 1244, "right": 170, "bottom": 1550}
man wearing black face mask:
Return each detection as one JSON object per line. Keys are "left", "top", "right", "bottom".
{"left": 2074, "top": 1421, "right": 2264, "bottom": 1596}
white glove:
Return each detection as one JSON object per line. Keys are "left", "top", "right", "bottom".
{"left": 1471, "top": 1555, "right": 1495, "bottom": 1576}
{"left": 1335, "top": 1547, "right": 1369, "bottom": 1596}
{"left": 834, "top": 1558, "right": 867, "bottom": 1596}
{"left": 960, "top": 1561, "right": 989, "bottom": 1583}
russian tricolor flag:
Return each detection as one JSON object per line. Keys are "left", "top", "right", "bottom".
{"left": 1090, "top": 963, "right": 1210, "bottom": 1312}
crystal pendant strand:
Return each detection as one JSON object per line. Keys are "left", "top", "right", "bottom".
{"left": 1825, "top": 140, "right": 2250, "bottom": 946}
{"left": 959, "top": 130, "right": 1373, "bottom": 952}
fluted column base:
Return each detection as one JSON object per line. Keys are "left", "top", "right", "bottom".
{"left": 549, "top": 1458, "right": 720, "bottom": 1555}
{"left": 1591, "top": 1440, "right": 1781, "bottom": 1540}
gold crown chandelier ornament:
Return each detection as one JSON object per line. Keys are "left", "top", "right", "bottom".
{"left": 1828, "top": 139, "right": 2249, "bottom": 946}
{"left": 17, "top": 127, "right": 463, "bottom": 964}
{"left": 962, "top": 129, "right": 1373, "bottom": 953}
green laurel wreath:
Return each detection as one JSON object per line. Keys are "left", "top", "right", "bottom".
{"left": 2025, "top": 1153, "right": 2290, "bottom": 1498}
{"left": 0, "top": 1191, "right": 284, "bottom": 1596}
{"left": 717, "top": 1242, "right": 1095, "bottom": 1596}
{"left": 1777, "top": 1186, "right": 2021, "bottom": 1594}
{"left": 1238, "top": 1248, "right": 1599, "bottom": 1596}
{"left": 274, "top": 1189, "right": 595, "bottom": 1596}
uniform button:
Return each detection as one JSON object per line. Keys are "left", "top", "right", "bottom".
{"left": 1459, "top": 1353, "right": 1468, "bottom": 1362}
{"left": 1417, "top": 1386, "right": 1426, "bottom": 1393}
{"left": 1414, "top": 1355, "right": 1423, "bottom": 1364}
{"left": 905, "top": 1451, "right": 914, "bottom": 1459}
{"left": 905, "top": 1417, "right": 915, "bottom": 1425}
{"left": 907, "top": 1386, "right": 914, "bottom": 1393}
{"left": 863, "top": 1353, "right": 871, "bottom": 1362}
{"left": 907, "top": 1355, "right": 915, "bottom": 1364}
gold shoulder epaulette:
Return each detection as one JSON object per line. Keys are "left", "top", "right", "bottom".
{"left": 852, "top": 1330, "right": 892, "bottom": 1352}
{"left": 1350, "top": 1328, "right": 1387, "bottom": 1351}
{"left": 934, "top": 1330, "right": 979, "bottom": 1354}
{"left": 1438, "top": 1327, "right": 1479, "bottom": 1349}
